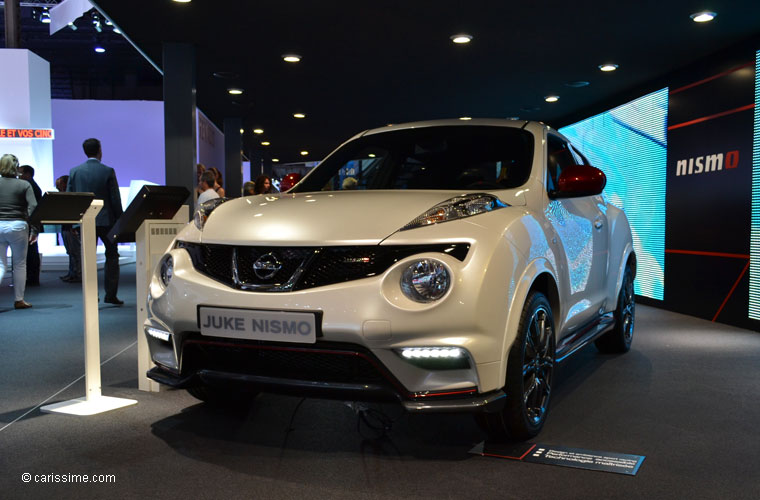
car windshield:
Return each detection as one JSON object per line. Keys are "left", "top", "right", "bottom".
{"left": 293, "top": 126, "right": 534, "bottom": 192}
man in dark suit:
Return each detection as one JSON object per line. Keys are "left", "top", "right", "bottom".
{"left": 67, "top": 138, "right": 124, "bottom": 305}
{"left": 18, "top": 165, "right": 42, "bottom": 286}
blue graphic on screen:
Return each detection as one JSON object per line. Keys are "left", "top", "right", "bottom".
{"left": 750, "top": 50, "right": 760, "bottom": 320}
{"left": 560, "top": 88, "right": 668, "bottom": 300}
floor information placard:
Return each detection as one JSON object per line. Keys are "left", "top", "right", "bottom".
{"left": 471, "top": 442, "right": 645, "bottom": 476}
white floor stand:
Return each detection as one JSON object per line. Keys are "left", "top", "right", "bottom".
{"left": 40, "top": 199, "right": 137, "bottom": 416}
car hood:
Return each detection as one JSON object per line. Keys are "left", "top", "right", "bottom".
{"left": 200, "top": 190, "right": 525, "bottom": 246}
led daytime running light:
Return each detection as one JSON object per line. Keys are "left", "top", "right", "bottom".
{"left": 401, "top": 347, "right": 463, "bottom": 359}
{"left": 146, "top": 327, "right": 171, "bottom": 342}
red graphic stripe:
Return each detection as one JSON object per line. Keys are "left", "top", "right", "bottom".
{"left": 670, "top": 61, "right": 754, "bottom": 95}
{"left": 665, "top": 249, "right": 750, "bottom": 259}
{"left": 482, "top": 444, "right": 537, "bottom": 461}
{"left": 668, "top": 103, "right": 755, "bottom": 130}
{"left": 668, "top": 104, "right": 755, "bottom": 131}
{"left": 712, "top": 260, "right": 750, "bottom": 322}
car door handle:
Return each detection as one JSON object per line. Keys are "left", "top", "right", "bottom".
{"left": 594, "top": 217, "right": 604, "bottom": 230}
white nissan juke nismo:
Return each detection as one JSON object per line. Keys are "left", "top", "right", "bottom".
{"left": 145, "top": 119, "right": 635, "bottom": 440}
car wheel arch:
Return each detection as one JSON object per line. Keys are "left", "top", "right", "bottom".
{"left": 497, "top": 260, "right": 560, "bottom": 391}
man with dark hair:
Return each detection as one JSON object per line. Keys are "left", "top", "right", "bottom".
{"left": 67, "top": 138, "right": 124, "bottom": 305}
{"left": 18, "top": 165, "right": 42, "bottom": 286}
{"left": 197, "top": 170, "right": 220, "bottom": 208}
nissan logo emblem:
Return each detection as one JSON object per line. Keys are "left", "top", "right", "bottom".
{"left": 253, "top": 253, "right": 283, "bottom": 280}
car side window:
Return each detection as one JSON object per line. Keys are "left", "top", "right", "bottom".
{"left": 546, "top": 135, "right": 577, "bottom": 192}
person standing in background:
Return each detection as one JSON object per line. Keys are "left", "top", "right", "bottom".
{"left": 0, "top": 154, "right": 37, "bottom": 309}
{"left": 55, "top": 175, "right": 81, "bottom": 283}
{"left": 197, "top": 170, "right": 220, "bottom": 208}
{"left": 67, "top": 138, "right": 124, "bottom": 305}
{"left": 208, "top": 167, "right": 226, "bottom": 197}
{"left": 18, "top": 165, "right": 41, "bottom": 286}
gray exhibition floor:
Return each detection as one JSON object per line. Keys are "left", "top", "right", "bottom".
{"left": 1, "top": 265, "right": 760, "bottom": 499}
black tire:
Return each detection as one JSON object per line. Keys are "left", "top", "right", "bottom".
{"left": 186, "top": 384, "right": 259, "bottom": 408}
{"left": 476, "top": 291, "right": 556, "bottom": 441}
{"left": 595, "top": 264, "right": 635, "bottom": 353}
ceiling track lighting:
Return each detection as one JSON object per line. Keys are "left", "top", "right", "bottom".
{"left": 450, "top": 34, "right": 473, "bottom": 44}
{"left": 690, "top": 11, "right": 717, "bottom": 23}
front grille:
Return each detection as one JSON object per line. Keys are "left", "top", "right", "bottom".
{"left": 182, "top": 339, "right": 390, "bottom": 385}
{"left": 178, "top": 241, "right": 468, "bottom": 292}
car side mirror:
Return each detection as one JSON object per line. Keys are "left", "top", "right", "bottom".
{"left": 551, "top": 165, "right": 606, "bottom": 199}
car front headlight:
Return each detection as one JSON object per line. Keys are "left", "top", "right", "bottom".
{"left": 401, "top": 193, "right": 507, "bottom": 231}
{"left": 158, "top": 255, "right": 173, "bottom": 288}
{"left": 193, "top": 197, "right": 228, "bottom": 230}
{"left": 400, "top": 258, "right": 451, "bottom": 302}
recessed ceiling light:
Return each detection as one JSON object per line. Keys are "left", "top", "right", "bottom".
{"left": 239, "top": 128, "right": 244, "bottom": 134}
{"left": 261, "top": 141, "right": 271, "bottom": 146}
{"left": 94, "top": 46, "right": 106, "bottom": 53}
{"left": 599, "top": 63, "right": 619, "bottom": 72}
{"left": 450, "top": 34, "right": 473, "bottom": 44}
{"left": 368, "top": 154, "right": 376, "bottom": 158}
{"left": 564, "top": 81, "right": 590, "bottom": 88}
{"left": 272, "top": 158, "right": 280, "bottom": 163}
{"left": 300, "top": 150, "right": 309, "bottom": 156}
{"left": 113, "top": 27, "right": 121, "bottom": 34}
{"left": 253, "top": 128, "right": 264, "bottom": 134}
{"left": 544, "top": 95, "right": 559, "bottom": 103}
{"left": 282, "top": 54, "right": 302, "bottom": 63}
{"left": 172, "top": 0, "right": 192, "bottom": 3}
{"left": 293, "top": 113, "right": 306, "bottom": 119}
{"left": 459, "top": 116, "right": 473, "bottom": 121}
{"left": 227, "top": 88, "right": 244, "bottom": 95}
{"left": 690, "top": 11, "right": 717, "bottom": 23}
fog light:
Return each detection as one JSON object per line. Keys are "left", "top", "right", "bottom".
{"left": 159, "top": 255, "right": 173, "bottom": 288}
{"left": 400, "top": 259, "right": 450, "bottom": 303}
{"left": 397, "top": 347, "right": 470, "bottom": 370}
{"left": 146, "top": 327, "right": 171, "bottom": 342}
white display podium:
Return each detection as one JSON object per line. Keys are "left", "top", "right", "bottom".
{"left": 134, "top": 206, "right": 189, "bottom": 391}
{"left": 106, "top": 185, "right": 191, "bottom": 392}
{"left": 32, "top": 193, "right": 138, "bottom": 416}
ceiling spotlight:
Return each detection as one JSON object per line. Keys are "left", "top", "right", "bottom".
{"left": 300, "top": 150, "right": 309, "bottom": 156}
{"left": 261, "top": 141, "right": 271, "bottom": 146}
{"left": 272, "top": 158, "right": 280, "bottom": 163}
{"left": 91, "top": 12, "right": 102, "bottom": 32}
{"left": 41, "top": 9, "right": 51, "bottom": 24}
{"left": 239, "top": 128, "right": 244, "bottom": 134}
{"left": 68, "top": 22, "right": 78, "bottom": 31}
{"left": 227, "top": 88, "right": 244, "bottom": 95}
{"left": 544, "top": 95, "right": 559, "bottom": 102}
{"left": 105, "top": 19, "right": 113, "bottom": 26}
{"left": 172, "top": 0, "right": 192, "bottom": 3}
{"left": 293, "top": 113, "right": 306, "bottom": 119}
{"left": 282, "top": 54, "right": 302, "bottom": 63}
{"left": 113, "top": 27, "right": 122, "bottom": 34}
{"left": 94, "top": 46, "right": 106, "bottom": 54}
{"left": 459, "top": 116, "right": 472, "bottom": 121}
{"left": 599, "top": 63, "right": 619, "bottom": 72}
{"left": 253, "top": 128, "right": 264, "bottom": 134}
{"left": 690, "top": 11, "right": 717, "bottom": 23}
{"left": 450, "top": 34, "right": 473, "bottom": 44}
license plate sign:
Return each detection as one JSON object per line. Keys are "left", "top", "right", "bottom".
{"left": 199, "top": 307, "right": 317, "bottom": 343}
